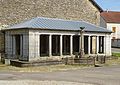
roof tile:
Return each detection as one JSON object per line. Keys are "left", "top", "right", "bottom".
{"left": 101, "top": 11, "right": 120, "bottom": 23}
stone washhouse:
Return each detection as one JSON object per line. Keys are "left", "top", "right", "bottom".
{"left": 3, "top": 17, "right": 112, "bottom": 63}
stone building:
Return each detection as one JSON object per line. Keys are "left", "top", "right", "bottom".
{"left": 0, "top": 0, "right": 111, "bottom": 64}
{"left": 0, "top": 0, "right": 103, "bottom": 54}
{"left": 4, "top": 17, "right": 111, "bottom": 62}
{"left": 0, "top": 0, "right": 103, "bottom": 26}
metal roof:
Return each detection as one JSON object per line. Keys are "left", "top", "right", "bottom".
{"left": 8, "top": 17, "right": 111, "bottom": 33}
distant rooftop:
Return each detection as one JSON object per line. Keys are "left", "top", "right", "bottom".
{"left": 7, "top": 17, "right": 111, "bottom": 33}
{"left": 101, "top": 11, "right": 120, "bottom": 23}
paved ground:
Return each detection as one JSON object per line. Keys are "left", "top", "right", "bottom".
{"left": 112, "top": 47, "right": 120, "bottom": 53}
{"left": 0, "top": 80, "right": 92, "bottom": 85}
{"left": 0, "top": 65, "right": 120, "bottom": 85}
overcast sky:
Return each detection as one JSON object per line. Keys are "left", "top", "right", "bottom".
{"left": 95, "top": 0, "right": 120, "bottom": 11}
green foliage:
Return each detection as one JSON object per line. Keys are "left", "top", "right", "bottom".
{"left": 112, "top": 53, "right": 120, "bottom": 57}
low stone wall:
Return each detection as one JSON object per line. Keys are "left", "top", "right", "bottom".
{"left": 10, "top": 60, "right": 64, "bottom": 67}
{"left": 63, "top": 57, "right": 95, "bottom": 66}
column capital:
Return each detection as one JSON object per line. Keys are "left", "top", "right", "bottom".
{"left": 88, "top": 35, "right": 91, "bottom": 37}
{"left": 49, "top": 34, "right": 52, "bottom": 36}
{"left": 60, "top": 34, "right": 63, "bottom": 36}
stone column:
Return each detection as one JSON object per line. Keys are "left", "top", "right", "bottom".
{"left": 49, "top": 34, "right": 52, "bottom": 57}
{"left": 12, "top": 36, "right": 16, "bottom": 55}
{"left": 34, "top": 33, "right": 40, "bottom": 58}
{"left": 60, "top": 35, "right": 63, "bottom": 56}
{"left": 80, "top": 31, "right": 84, "bottom": 57}
{"left": 96, "top": 36, "right": 99, "bottom": 54}
{"left": 104, "top": 36, "right": 106, "bottom": 54}
{"left": 20, "top": 35, "right": 23, "bottom": 56}
{"left": 38, "top": 34, "right": 40, "bottom": 57}
{"left": 70, "top": 35, "right": 73, "bottom": 56}
{"left": 79, "top": 36, "right": 81, "bottom": 53}
{"left": 23, "top": 34, "right": 29, "bottom": 61}
{"left": 9, "top": 35, "right": 13, "bottom": 56}
{"left": 109, "top": 35, "right": 112, "bottom": 55}
{"left": 88, "top": 35, "right": 91, "bottom": 55}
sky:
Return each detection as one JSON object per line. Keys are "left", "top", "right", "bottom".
{"left": 95, "top": 0, "right": 120, "bottom": 11}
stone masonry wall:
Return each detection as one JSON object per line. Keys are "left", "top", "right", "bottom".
{"left": 0, "top": 0, "right": 100, "bottom": 26}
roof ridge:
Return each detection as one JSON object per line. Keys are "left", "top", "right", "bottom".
{"left": 103, "top": 11, "right": 120, "bottom": 13}
{"left": 36, "top": 17, "right": 83, "bottom": 23}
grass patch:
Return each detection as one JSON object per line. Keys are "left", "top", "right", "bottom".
{"left": 0, "top": 63, "right": 93, "bottom": 72}
{"left": 112, "top": 52, "right": 120, "bottom": 57}
{"left": 105, "top": 59, "right": 120, "bottom": 66}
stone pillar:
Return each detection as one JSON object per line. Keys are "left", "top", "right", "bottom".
{"left": 70, "top": 35, "right": 73, "bottom": 56}
{"left": 60, "top": 35, "right": 63, "bottom": 56}
{"left": 12, "top": 36, "right": 16, "bottom": 55}
{"left": 49, "top": 34, "right": 52, "bottom": 57}
{"left": 34, "top": 33, "right": 40, "bottom": 58}
{"left": 80, "top": 32, "right": 84, "bottom": 57}
{"left": 79, "top": 36, "right": 81, "bottom": 53}
{"left": 104, "top": 36, "right": 106, "bottom": 54}
{"left": 22, "top": 34, "right": 29, "bottom": 61}
{"left": 109, "top": 35, "right": 112, "bottom": 55}
{"left": 96, "top": 36, "right": 99, "bottom": 54}
{"left": 37, "top": 34, "right": 40, "bottom": 57}
{"left": 20, "top": 35, "right": 23, "bottom": 56}
{"left": 9, "top": 35, "right": 13, "bottom": 56}
{"left": 4, "top": 32, "right": 11, "bottom": 65}
{"left": 88, "top": 35, "right": 91, "bottom": 55}
{"left": 5, "top": 32, "right": 9, "bottom": 54}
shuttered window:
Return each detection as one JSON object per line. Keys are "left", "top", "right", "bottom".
{"left": 112, "top": 27, "right": 116, "bottom": 33}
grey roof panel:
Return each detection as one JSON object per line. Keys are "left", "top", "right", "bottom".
{"left": 8, "top": 17, "right": 111, "bottom": 33}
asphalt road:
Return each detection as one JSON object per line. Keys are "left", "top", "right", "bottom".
{"left": 112, "top": 47, "right": 120, "bottom": 53}
{"left": 0, "top": 65, "right": 120, "bottom": 85}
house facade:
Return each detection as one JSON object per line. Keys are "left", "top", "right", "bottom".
{"left": 100, "top": 11, "right": 120, "bottom": 47}
{"left": 4, "top": 17, "right": 111, "bottom": 62}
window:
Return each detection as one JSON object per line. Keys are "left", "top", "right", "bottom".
{"left": 112, "top": 27, "right": 116, "bottom": 33}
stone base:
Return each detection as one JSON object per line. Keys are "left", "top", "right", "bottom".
{"left": 10, "top": 60, "right": 64, "bottom": 67}
{"left": 4, "top": 59, "right": 10, "bottom": 65}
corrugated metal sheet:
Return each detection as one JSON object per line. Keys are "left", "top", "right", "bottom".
{"left": 8, "top": 17, "right": 111, "bottom": 33}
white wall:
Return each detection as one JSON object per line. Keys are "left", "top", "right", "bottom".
{"left": 107, "top": 23, "right": 120, "bottom": 39}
